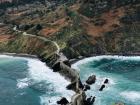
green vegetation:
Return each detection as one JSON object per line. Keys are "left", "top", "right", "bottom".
{"left": 0, "top": 34, "right": 57, "bottom": 59}
{"left": 0, "top": 0, "right": 140, "bottom": 59}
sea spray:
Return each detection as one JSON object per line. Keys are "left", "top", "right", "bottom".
{"left": 120, "top": 91, "right": 140, "bottom": 101}
{"left": 72, "top": 55, "right": 140, "bottom": 69}
{"left": 72, "top": 55, "right": 140, "bottom": 105}
{"left": 0, "top": 55, "right": 74, "bottom": 105}
{"left": 26, "top": 58, "right": 74, "bottom": 105}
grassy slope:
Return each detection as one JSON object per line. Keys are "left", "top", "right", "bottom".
{"left": 0, "top": 33, "right": 57, "bottom": 59}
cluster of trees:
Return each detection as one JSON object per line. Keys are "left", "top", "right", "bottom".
{"left": 83, "top": 0, "right": 139, "bottom": 6}
{"left": 0, "top": 0, "right": 76, "bottom": 9}
{"left": 0, "top": 0, "right": 46, "bottom": 9}
{"left": 18, "top": 24, "right": 42, "bottom": 31}
{"left": 0, "top": 1, "right": 14, "bottom": 9}
{"left": 120, "top": 6, "right": 140, "bottom": 24}
{"left": 80, "top": 0, "right": 140, "bottom": 18}
{"left": 86, "top": 0, "right": 140, "bottom": 9}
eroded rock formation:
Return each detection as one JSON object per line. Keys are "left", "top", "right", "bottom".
{"left": 50, "top": 53, "right": 88, "bottom": 105}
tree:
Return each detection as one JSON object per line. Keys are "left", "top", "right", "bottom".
{"left": 36, "top": 24, "right": 42, "bottom": 30}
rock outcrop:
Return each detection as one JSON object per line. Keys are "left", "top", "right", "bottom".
{"left": 86, "top": 75, "right": 96, "bottom": 85}
{"left": 49, "top": 53, "right": 88, "bottom": 105}
{"left": 99, "top": 84, "right": 106, "bottom": 91}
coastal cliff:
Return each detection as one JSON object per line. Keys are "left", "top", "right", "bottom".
{"left": 0, "top": 24, "right": 88, "bottom": 105}
{"left": 0, "top": 0, "right": 140, "bottom": 104}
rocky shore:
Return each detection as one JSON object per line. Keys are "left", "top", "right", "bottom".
{"left": 38, "top": 52, "right": 114, "bottom": 105}
{"left": 0, "top": 52, "right": 138, "bottom": 105}
{"left": 0, "top": 51, "right": 94, "bottom": 105}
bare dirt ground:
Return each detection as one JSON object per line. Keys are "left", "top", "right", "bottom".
{"left": 82, "top": 7, "right": 125, "bottom": 37}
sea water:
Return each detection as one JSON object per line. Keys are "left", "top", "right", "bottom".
{"left": 0, "top": 55, "right": 73, "bottom": 105}
{"left": 1, "top": 55, "right": 140, "bottom": 105}
{"left": 72, "top": 55, "right": 140, "bottom": 105}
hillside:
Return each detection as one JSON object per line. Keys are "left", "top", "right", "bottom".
{"left": 0, "top": 1, "right": 140, "bottom": 105}
{"left": 0, "top": 0, "right": 140, "bottom": 60}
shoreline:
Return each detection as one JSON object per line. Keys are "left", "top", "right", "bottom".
{"left": 70, "top": 53, "right": 140, "bottom": 64}
{"left": 0, "top": 52, "right": 37, "bottom": 59}
{"left": 1, "top": 52, "right": 140, "bottom": 64}
{"left": 1, "top": 52, "right": 140, "bottom": 105}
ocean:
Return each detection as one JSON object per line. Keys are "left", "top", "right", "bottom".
{"left": 0, "top": 55, "right": 140, "bottom": 105}
{"left": 0, "top": 55, "right": 73, "bottom": 105}
{"left": 72, "top": 55, "right": 140, "bottom": 105}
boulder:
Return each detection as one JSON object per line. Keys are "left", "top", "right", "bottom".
{"left": 86, "top": 75, "right": 96, "bottom": 85}
{"left": 57, "top": 97, "right": 69, "bottom": 105}
{"left": 66, "top": 79, "right": 84, "bottom": 91}
{"left": 104, "top": 79, "right": 109, "bottom": 84}
{"left": 52, "top": 62, "right": 61, "bottom": 72}
{"left": 84, "top": 96, "right": 96, "bottom": 105}
{"left": 83, "top": 84, "right": 90, "bottom": 91}
{"left": 99, "top": 84, "right": 105, "bottom": 91}
{"left": 66, "top": 81, "right": 77, "bottom": 91}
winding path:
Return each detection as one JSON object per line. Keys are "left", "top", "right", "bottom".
{"left": 13, "top": 25, "right": 85, "bottom": 105}
{"left": 13, "top": 26, "right": 60, "bottom": 54}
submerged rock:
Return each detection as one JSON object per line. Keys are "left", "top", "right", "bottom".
{"left": 104, "top": 79, "right": 109, "bottom": 84}
{"left": 86, "top": 75, "right": 96, "bottom": 85}
{"left": 99, "top": 84, "right": 105, "bottom": 91}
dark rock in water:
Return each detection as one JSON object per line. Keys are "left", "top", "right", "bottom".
{"left": 86, "top": 96, "right": 92, "bottom": 105}
{"left": 84, "top": 96, "right": 96, "bottom": 105}
{"left": 91, "top": 96, "right": 96, "bottom": 104}
{"left": 104, "top": 79, "right": 109, "bottom": 84}
{"left": 63, "top": 60, "right": 71, "bottom": 67}
{"left": 86, "top": 75, "right": 96, "bottom": 85}
{"left": 57, "top": 97, "right": 69, "bottom": 105}
{"left": 99, "top": 84, "right": 105, "bottom": 91}
{"left": 52, "top": 62, "right": 61, "bottom": 72}
{"left": 66, "top": 79, "right": 84, "bottom": 91}
{"left": 83, "top": 84, "right": 90, "bottom": 91}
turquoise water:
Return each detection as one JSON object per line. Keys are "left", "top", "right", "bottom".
{"left": 73, "top": 56, "right": 140, "bottom": 105}
{"left": 1, "top": 55, "right": 140, "bottom": 105}
{"left": 0, "top": 55, "right": 73, "bottom": 105}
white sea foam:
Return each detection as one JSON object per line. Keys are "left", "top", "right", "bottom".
{"left": 0, "top": 55, "right": 74, "bottom": 105}
{"left": 26, "top": 58, "right": 74, "bottom": 105}
{"left": 120, "top": 91, "right": 140, "bottom": 101}
{"left": 17, "top": 78, "right": 29, "bottom": 89}
{"left": 72, "top": 55, "right": 140, "bottom": 104}
{"left": 0, "top": 55, "right": 15, "bottom": 58}
{"left": 72, "top": 55, "right": 140, "bottom": 69}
